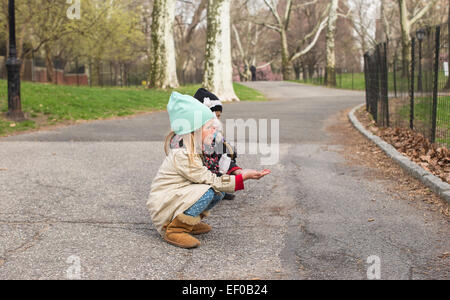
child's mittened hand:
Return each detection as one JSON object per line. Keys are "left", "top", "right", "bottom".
{"left": 242, "top": 169, "right": 271, "bottom": 181}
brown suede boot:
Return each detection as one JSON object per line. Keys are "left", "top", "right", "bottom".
{"left": 192, "top": 211, "right": 212, "bottom": 235}
{"left": 164, "top": 214, "right": 201, "bottom": 249}
{"left": 192, "top": 223, "right": 212, "bottom": 235}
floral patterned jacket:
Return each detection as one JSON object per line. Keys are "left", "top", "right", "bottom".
{"left": 170, "top": 134, "right": 241, "bottom": 176}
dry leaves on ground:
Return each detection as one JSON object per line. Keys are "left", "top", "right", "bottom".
{"left": 356, "top": 109, "right": 449, "bottom": 184}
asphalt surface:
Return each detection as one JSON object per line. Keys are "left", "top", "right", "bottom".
{"left": 0, "top": 81, "right": 448, "bottom": 280}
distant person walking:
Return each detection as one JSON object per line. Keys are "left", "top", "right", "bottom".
{"left": 250, "top": 65, "right": 257, "bottom": 81}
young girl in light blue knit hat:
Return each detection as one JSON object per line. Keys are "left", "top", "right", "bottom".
{"left": 147, "top": 92, "right": 270, "bottom": 249}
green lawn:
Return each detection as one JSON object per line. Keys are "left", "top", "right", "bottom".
{"left": 0, "top": 80, "right": 266, "bottom": 136}
{"left": 290, "top": 71, "right": 450, "bottom": 93}
{"left": 289, "top": 72, "right": 366, "bottom": 91}
{"left": 396, "top": 96, "right": 450, "bottom": 147}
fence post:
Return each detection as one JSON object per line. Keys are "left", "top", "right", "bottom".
{"left": 375, "top": 45, "right": 381, "bottom": 124}
{"left": 364, "top": 53, "right": 369, "bottom": 111}
{"left": 393, "top": 56, "right": 398, "bottom": 98}
{"left": 431, "top": 26, "right": 440, "bottom": 144}
{"left": 410, "top": 37, "right": 415, "bottom": 130}
{"left": 366, "top": 52, "right": 377, "bottom": 122}
{"left": 383, "top": 42, "right": 390, "bottom": 127}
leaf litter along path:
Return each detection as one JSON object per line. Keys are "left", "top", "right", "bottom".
{"left": 356, "top": 108, "right": 449, "bottom": 184}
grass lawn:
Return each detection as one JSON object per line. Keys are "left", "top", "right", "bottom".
{"left": 289, "top": 71, "right": 450, "bottom": 93}
{"left": 289, "top": 72, "right": 366, "bottom": 91}
{"left": 0, "top": 80, "right": 266, "bottom": 136}
{"left": 396, "top": 96, "right": 450, "bottom": 147}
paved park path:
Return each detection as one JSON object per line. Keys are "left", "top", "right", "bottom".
{"left": 0, "top": 81, "right": 448, "bottom": 279}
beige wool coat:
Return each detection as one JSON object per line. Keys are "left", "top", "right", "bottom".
{"left": 147, "top": 148, "right": 239, "bottom": 235}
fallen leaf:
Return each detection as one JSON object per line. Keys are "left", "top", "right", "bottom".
{"left": 0, "top": 168, "right": 7, "bottom": 171}
{"left": 368, "top": 218, "right": 375, "bottom": 222}
{"left": 439, "top": 252, "right": 450, "bottom": 259}
{"left": 420, "top": 155, "right": 431, "bottom": 163}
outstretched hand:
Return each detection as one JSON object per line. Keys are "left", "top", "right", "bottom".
{"left": 242, "top": 169, "right": 271, "bottom": 181}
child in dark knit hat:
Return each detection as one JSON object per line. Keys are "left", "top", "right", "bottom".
{"left": 193, "top": 88, "right": 242, "bottom": 200}
{"left": 194, "top": 88, "right": 224, "bottom": 118}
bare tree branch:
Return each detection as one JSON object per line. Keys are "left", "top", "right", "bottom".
{"left": 253, "top": 20, "right": 282, "bottom": 33}
{"left": 263, "top": 0, "right": 282, "bottom": 26}
{"left": 290, "top": 14, "right": 329, "bottom": 62}
{"left": 410, "top": 0, "right": 438, "bottom": 25}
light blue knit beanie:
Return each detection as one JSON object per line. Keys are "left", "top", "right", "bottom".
{"left": 167, "top": 92, "right": 214, "bottom": 135}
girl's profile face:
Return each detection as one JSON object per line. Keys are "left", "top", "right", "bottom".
{"left": 201, "top": 119, "right": 216, "bottom": 145}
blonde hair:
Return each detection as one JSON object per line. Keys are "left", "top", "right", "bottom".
{"left": 164, "top": 129, "right": 203, "bottom": 165}
{"left": 164, "top": 131, "right": 175, "bottom": 156}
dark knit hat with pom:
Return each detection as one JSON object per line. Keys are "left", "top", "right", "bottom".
{"left": 193, "top": 88, "right": 223, "bottom": 112}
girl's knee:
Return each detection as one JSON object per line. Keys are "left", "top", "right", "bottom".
{"left": 184, "top": 188, "right": 216, "bottom": 217}
{"left": 205, "top": 188, "right": 216, "bottom": 198}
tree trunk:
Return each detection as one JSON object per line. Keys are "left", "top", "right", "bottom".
{"left": 122, "top": 64, "right": 129, "bottom": 86}
{"left": 302, "top": 63, "right": 308, "bottom": 81}
{"left": 397, "top": 0, "right": 437, "bottom": 78}
{"left": 203, "top": 0, "right": 239, "bottom": 101}
{"left": 245, "top": 67, "right": 252, "bottom": 82}
{"left": 280, "top": 30, "right": 291, "bottom": 80}
{"left": 149, "top": 0, "right": 179, "bottom": 89}
{"left": 324, "top": 0, "right": 338, "bottom": 87}
{"left": 398, "top": 0, "right": 411, "bottom": 78}
{"left": 292, "top": 61, "right": 301, "bottom": 80}
{"left": 113, "top": 62, "right": 120, "bottom": 86}
{"left": 308, "top": 63, "right": 315, "bottom": 79}
{"left": 45, "top": 45, "right": 54, "bottom": 83}
{"left": 380, "top": 0, "right": 389, "bottom": 41}
{"left": 95, "top": 60, "right": 103, "bottom": 87}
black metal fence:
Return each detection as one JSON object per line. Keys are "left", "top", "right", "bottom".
{"left": 364, "top": 22, "right": 450, "bottom": 148}
{"left": 0, "top": 54, "right": 206, "bottom": 87}
{"left": 0, "top": 55, "right": 150, "bottom": 87}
